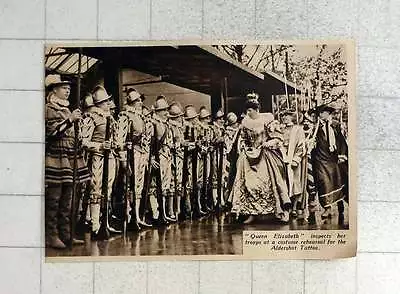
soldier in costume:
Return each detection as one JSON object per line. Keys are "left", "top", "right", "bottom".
{"left": 197, "top": 106, "right": 213, "bottom": 214}
{"left": 45, "top": 74, "right": 91, "bottom": 249}
{"left": 140, "top": 104, "right": 155, "bottom": 223}
{"left": 225, "top": 113, "right": 239, "bottom": 152}
{"left": 115, "top": 88, "right": 152, "bottom": 229}
{"left": 81, "top": 85, "right": 120, "bottom": 239}
{"left": 183, "top": 105, "right": 204, "bottom": 217}
{"left": 75, "top": 93, "right": 96, "bottom": 233}
{"left": 149, "top": 96, "right": 176, "bottom": 223}
{"left": 225, "top": 112, "right": 240, "bottom": 205}
{"left": 210, "top": 109, "right": 226, "bottom": 209}
{"left": 167, "top": 102, "right": 186, "bottom": 219}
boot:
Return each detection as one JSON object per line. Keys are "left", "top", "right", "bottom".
{"left": 338, "top": 200, "right": 345, "bottom": 214}
{"left": 154, "top": 197, "right": 169, "bottom": 226}
{"left": 136, "top": 199, "right": 152, "bottom": 228}
{"left": 46, "top": 236, "right": 67, "bottom": 249}
{"left": 308, "top": 212, "right": 316, "bottom": 225}
{"left": 90, "top": 203, "right": 101, "bottom": 234}
{"left": 175, "top": 195, "right": 182, "bottom": 220}
{"left": 243, "top": 215, "right": 256, "bottom": 224}
{"left": 212, "top": 188, "right": 218, "bottom": 209}
{"left": 291, "top": 199, "right": 298, "bottom": 218}
{"left": 338, "top": 200, "right": 345, "bottom": 225}
{"left": 197, "top": 188, "right": 207, "bottom": 216}
{"left": 338, "top": 213, "right": 345, "bottom": 226}
{"left": 163, "top": 197, "right": 176, "bottom": 222}
{"left": 63, "top": 238, "right": 85, "bottom": 247}
{"left": 321, "top": 207, "right": 332, "bottom": 219}
{"left": 90, "top": 203, "right": 109, "bottom": 240}
{"left": 220, "top": 189, "right": 226, "bottom": 209}
{"left": 107, "top": 203, "right": 122, "bottom": 234}
{"left": 281, "top": 211, "right": 290, "bottom": 223}
{"left": 167, "top": 196, "right": 176, "bottom": 219}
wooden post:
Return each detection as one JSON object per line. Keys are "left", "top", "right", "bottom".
{"left": 103, "top": 59, "right": 123, "bottom": 114}
{"left": 210, "top": 78, "right": 223, "bottom": 117}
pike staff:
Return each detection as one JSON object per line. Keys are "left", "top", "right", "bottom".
{"left": 70, "top": 47, "right": 82, "bottom": 246}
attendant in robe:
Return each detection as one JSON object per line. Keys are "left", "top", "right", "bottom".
{"left": 281, "top": 111, "right": 306, "bottom": 218}
{"left": 311, "top": 105, "right": 348, "bottom": 223}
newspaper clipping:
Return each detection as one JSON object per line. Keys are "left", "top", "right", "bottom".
{"left": 44, "top": 40, "right": 356, "bottom": 261}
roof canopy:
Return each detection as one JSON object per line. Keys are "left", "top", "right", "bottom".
{"left": 45, "top": 47, "right": 98, "bottom": 75}
{"left": 51, "top": 45, "right": 301, "bottom": 98}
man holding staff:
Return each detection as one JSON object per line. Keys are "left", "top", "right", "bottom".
{"left": 45, "top": 74, "right": 90, "bottom": 248}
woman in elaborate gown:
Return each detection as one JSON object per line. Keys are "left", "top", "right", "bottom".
{"left": 230, "top": 94, "right": 291, "bottom": 224}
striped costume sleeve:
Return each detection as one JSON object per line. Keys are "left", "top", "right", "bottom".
{"left": 45, "top": 105, "right": 73, "bottom": 141}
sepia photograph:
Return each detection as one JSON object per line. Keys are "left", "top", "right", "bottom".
{"left": 44, "top": 41, "right": 356, "bottom": 260}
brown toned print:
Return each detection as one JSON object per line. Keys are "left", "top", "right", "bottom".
{"left": 44, "top": 40, "right": 356, "bottom": 261}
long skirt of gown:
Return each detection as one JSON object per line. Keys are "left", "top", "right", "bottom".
{"left": 231, "top": 148, "right": 290, "bottom": 216}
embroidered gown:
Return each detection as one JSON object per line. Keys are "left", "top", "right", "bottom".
{"left": 231, "top": 113, "right": 290, "bottom": 217}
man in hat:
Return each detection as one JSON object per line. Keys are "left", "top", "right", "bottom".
{"left": 81, "top": 85, "right": 120, "bottom": 239}
{"left": 115, "top": 88, "right": 152, "bottom": 229}
{"left": 311, "top": 105, "right": 348, "bottom": 224}
{"left": 167, "top": 102, "right": 186, "bottom": 219}
{"left": 281, "top": 111, "right": 306, "bottom": 218}
{"left": 148, "top": 95, "right": 175, "bottom": 223}
{"left": 45, "top": 74, "right": 91, "bottom": 249}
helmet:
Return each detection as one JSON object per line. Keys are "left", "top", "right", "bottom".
{"left": 92, "top": 85, "right": 112, "bottom": 105}
{"left": 154, "top": 95, "right": 169, "bottom": 111}
{"left": 184, "top": 105, "right": 198, "bottom": 120}
{"left": 226, "top": 112, "right": 237, "bottom": 125}
{"left": 168, "top": 102, "right": 184, "bottom": 118}
{"left": 215, "top": 109, "right": 224, "bottom": 119}
{"left": 126, "top": 88, "right": 143, "bottom": 104}
{"left": 199, "top": 106, "right": 211, "bottom": 119}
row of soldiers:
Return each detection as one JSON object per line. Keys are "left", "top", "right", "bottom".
{"left": 44, "top": 74, "right": 240, "bottom": 249}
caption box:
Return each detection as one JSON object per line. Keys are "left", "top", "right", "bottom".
{"left": 243, "top": 230, "right": 354, "bottom": 259}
